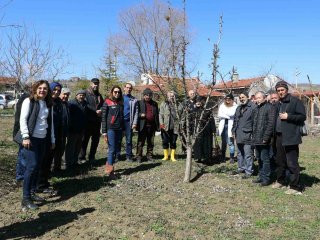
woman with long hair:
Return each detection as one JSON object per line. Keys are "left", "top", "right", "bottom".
{"left": 19, "top": 80, "right": 55, "bottom": 210}
{"left": 101, "top": 86, "right": 124, "bottom": 176}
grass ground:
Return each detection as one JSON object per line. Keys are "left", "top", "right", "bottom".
{"left": 0, "top": 116, "right": 319, "bottom": 240}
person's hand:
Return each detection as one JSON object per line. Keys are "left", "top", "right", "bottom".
{"left": 279, "top": 112, "right": 288, "bottom": 120}
{"left": 52, "top": 143, "right": 56, "bottom": 150}
{"left": 103, "top": 135, "right": 108, "bottom": 143}
{"left": 160, "top": 124, "right": 165, "bottom": 129}
{"left": 22, "top": 139, "right": 31, "bottom": 149}
{"left": 132, "top": 124, "right": 137, "bottom": 130}
{"left": 96, "top": 110, "right": 102, "bottom": 116}
{"left": 140, "top": 113, "right": 146, "bottom": 118}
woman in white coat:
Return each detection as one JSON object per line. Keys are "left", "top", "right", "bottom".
{"left": 218, "top": 93, "right": 237, "bottom": 163}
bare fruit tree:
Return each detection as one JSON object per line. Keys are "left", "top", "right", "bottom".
{"left": 104, "top": 0, "right": 187, "bottom": 79}
{"left": 0, "top": 25, "right": 69, "bottom": 91}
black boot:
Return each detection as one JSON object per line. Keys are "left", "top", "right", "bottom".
{"left": 21, "top": 198, "right": 39, "bottom": 211}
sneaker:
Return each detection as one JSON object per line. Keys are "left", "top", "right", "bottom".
{"left": 21, "top": 199, "right": 39, "bottom": 211}
{"left": 31, "top": 193, "right": 45, "bottom": 202}
{"left": 271, "top": 182, "right": 286, "bottom": 189}
{"left": 285, "top": 188, "right": 302, "bottom": 195}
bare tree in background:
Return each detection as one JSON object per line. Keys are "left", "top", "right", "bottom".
{"left": 0, "top": 25, "right": 69, "bottom": 90}
{"left": 105, "top": 0, "right": 187, "bottom": 79}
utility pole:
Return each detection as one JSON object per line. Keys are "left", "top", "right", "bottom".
{"left": 295, "top": 68, "right": 301, "bottom": 89}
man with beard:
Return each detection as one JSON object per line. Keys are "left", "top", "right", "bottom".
{"left": 232, "top": 92, "right": 256, "bottom": 177}
{"left": 272, "top": 81, "right": 306, "bottom": 195}
{"left": 79, "top": 78, "right": 104, "bottom": 163}
{"left": 252, "top": 91, "right": 276, "bottom": 186}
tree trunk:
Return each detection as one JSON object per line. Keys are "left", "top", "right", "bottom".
{"left": 184, "top": 146, "right": 192, "bottom": 182}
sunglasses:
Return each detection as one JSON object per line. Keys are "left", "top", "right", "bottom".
{"left": 113, "top": 91, "right": 120, "bottom": 94}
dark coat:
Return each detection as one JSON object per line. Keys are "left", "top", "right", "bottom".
{"left": 13, "top": 93, "right": 30, "bottom": 138}
{"left": 61, "top": 101, "right": 70, "bottom": 134}
{"left": 101, "top": 99, "right": 124, "bottom": 133}
{"left": 85, "top": 88, "right": 104, "bottom": 123}
{"left": 193, "top": 108, "right": 216, "bottom": 160}
{"left": 232, "top": 100, "right": 256, "bottom": 145}
{"left": 137, "top": 99, "right": 160, "bottom": 131}
{"left": 276, "top": 94, "right": 306, "bottom": 146}
{"left": 252, "top": 101, "right": 276, "bottom": 145}
{"left": 68, "top": 99, "right": 88, "bottom": 134}
{"left": 52, "top": 97, "right": 64, "bottom": 136}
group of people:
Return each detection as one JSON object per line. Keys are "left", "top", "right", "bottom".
{"left": 13, "top": 78, "right": 105, "bottom": 210}
{"left": 218, "top": 81, "right": 306, "bottom": 195}
{"left": 13, "top": 78, "right": 306, "bottom": 211}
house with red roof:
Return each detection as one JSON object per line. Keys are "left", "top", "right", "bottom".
{"left": 133, "top": 73, "right": 224, "bottom": 100}
{"left": 0, "top": 76, "right": 18, "bottom": 94}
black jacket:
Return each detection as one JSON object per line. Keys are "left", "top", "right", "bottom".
{"left": 232, "top": 100, "right": 256, "bottom": 144}
{"left": 68, "top": 99, "right": 88, "bottom": 134}
{"left": 13, "top": 93, "right": 30, "bottom": 138}
{"left": 276, "top": 94, "right": 306, "bottom": 146}
{"left": 101, "top": 99, "right": 124, "bottom": 133}
{"left": 85, "top": 88, "right": 104, "bottom": 123}
{"left": 137, "top": 99, "right": 160, "bottom": 131}
{"left": 252, "top": 101, "right": 276, "bottom": 145}
{"left": 52, "top": 97, "right": 64, "bottom": 137}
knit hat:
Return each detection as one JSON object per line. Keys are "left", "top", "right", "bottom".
{"left": 76, "top": 89, "right": 86, "bottom": 96}
{"left": 143, "top": 88, "right": 153, "bottom": 96}
{"left": 91, "top": 78, "right": 100, "bottom": 84}
{"left": 61, "top": 88, "right": 71, "bottom": 94}
{"left": 275, "top": 80, "right": 289, "bottom": 90}
{"left": 225, "top": 93, "right": 234, "bottom": 100}
{"left": 50, "top": 82, "right": 62, "bottom": 91}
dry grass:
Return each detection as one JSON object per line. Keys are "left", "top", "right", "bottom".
{"left": 0, "top": 116, "right": 319, "bottom": 239}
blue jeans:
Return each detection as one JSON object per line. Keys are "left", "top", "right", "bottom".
{"left": 119, "top": 120, "right": 133, "bottom": 159}
{"left": 107, "top": 129, "right": 122, "bottom": 165}
{"left": 255, "top": 145, "right": 271, "bottom": 183}
{"left": 22, "top": 137, "right": 46, "bottom": 199}
{"left": 221, "top": 124, "right": 235, "bottom": 159}
{"left": 16, "top": 145, "right": 26, "bottom": 181}
{"left": 237, "top": 143, "right": 253, "bottom": 175}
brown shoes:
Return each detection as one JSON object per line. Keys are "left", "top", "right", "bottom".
{"left": 105, "top": 163, "right": 114, "bottom": 176}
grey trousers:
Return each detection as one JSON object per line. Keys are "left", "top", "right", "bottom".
{"left": 237, "top": 143, "right": 253, "bottom": 175}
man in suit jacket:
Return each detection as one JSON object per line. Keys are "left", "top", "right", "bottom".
{"left": 136, "top": 88, "right": 159, "bottom": 162}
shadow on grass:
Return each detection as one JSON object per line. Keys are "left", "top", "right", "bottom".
{"left": 116, "top": 162, "right": 162, "bottom": 176}
{"left": 0, "top": 207, "right": 95, "bottom": 239}
{"left": 53, "top": 157, "right": 106, "bottom": 178}
{"left": 300, "top": 173, "right": 320, "bottom": 187}
{"left": 49, "top": 174, "right": 115, "bottom": 204}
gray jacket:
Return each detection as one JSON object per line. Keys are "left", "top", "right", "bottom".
{"left": 159, "top": 101, "right": 179, "bottom": 134}
{"left": 232, "top": 100, "right": 256, "bottom": 144}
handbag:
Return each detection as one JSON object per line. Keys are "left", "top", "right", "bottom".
{"left": 300, "top": 122, "right": 308, "bottom": 137}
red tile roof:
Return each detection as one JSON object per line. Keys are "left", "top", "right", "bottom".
{"left": 134, "top": 74, "right": 223, "bottom": 97}
{"left": 0, "top": 76, "right": 17, "bottom": 85}
{"left": 213, "top": 77, "right": 264, "bottom": 89}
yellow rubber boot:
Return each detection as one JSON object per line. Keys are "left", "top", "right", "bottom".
{"left": 162, "top": 149, "right": 169, "bottom": 160}
{"left": 170, "top": 149, "right": 177, "bottom": 162}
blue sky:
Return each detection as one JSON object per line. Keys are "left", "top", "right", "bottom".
{"left": 2, "top": 0, "right": 319, "bottom": 84}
